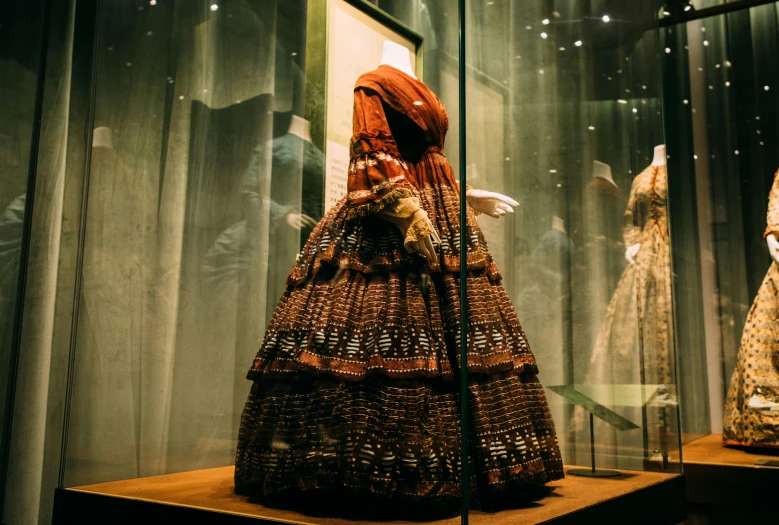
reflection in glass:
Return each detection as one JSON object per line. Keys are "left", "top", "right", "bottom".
{"left": 64, "top": 0, "right": 311, "bottom": 485}
{"left": 464, "top": 0, "right": 680, "bottom": 478}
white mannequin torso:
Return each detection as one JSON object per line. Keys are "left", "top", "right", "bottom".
{"left": 626, "top": 146, "right": 667, "bottom": 262}
{"left": 380, "top": 41, "right": 416, "bottom": 79}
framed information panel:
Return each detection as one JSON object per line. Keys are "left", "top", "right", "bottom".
{"left": 305, "top": 0, "right": 423, "bottom": 212}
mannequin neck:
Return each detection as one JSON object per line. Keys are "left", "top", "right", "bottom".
{"left": 93, "top": 126, "right": 114, "bottom": 150}
{"left": 592, "top": 160, "right": 616, "bottom": 186}
{"left": 287, "top": 115, "right": 312, "bottom": 142}
{"left": 652, "top": 144, "right": 667, "bottom": 167}
{"left": 551, "top": 216, "right": 566, "bottom": 233}
{"left": 380, "top": 41, "right": 416, "bottom": 79}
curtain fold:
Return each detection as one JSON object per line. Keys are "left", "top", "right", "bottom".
{"left": 3, "top": 1, "right": 76, "bottom": 523}
{"left": 65, "top": 0, "right": 285, "bottom": 485}
{"left": 5, "top": 1, "right": 304, "bottom": 523}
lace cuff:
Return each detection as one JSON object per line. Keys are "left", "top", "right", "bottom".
{"left": 402, "top": 211, "right": 436, "bottom": 253}
{"left": 377, "top": 197, "right": 436, "bottom": 253}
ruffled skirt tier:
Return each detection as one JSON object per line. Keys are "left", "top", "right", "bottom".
{"left": 235, "top": 151, "right": 563, "bottom": 504}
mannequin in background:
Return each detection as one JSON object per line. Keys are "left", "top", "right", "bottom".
{"left": 552, "top": 215, "right": 565, "bottom": 233}
{"left": 534, "top": 215, "right": 573, "bottom": 264}
{"left": 580, "top": 159, "right": 627, "bottom": 389}
{"left": 93, "top": 126, "right": 114, "bottom": 151}
{"left": 282, "top": 115, "right": 316, "bottom": 230}
{"left": 626, "top": 144, "right": 666, "bottom": 265}
{"left": 583, "top": 159, "right": 625, "bottom": 288}
{"left": 586, "top": 149, "right": 673, "bottom": 467}
{"left": 286, "top": 114, "right": 312, "bottom": 143}
{"left": 593, "top": 160, "right": 616, "bottom": 187}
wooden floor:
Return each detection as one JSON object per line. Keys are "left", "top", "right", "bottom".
{"left": 71, "top": 466, "right": 678, "bottom": 525}
{"left": 681, "top": 433, "right": 779, "bottom": 466}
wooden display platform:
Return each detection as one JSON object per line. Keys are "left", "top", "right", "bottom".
{"left": 677, "top": 434, "right": 779, "bottom": 506}
{"left": 53, "top": 466, "right": 685, "bottom": 525}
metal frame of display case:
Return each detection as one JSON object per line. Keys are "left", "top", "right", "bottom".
{"left": 0, "top": 0, "right": 54, "bottom": 518}
{"left": 659, "top": 0, "right": 779, "bottom": 26}
{"left": 56, "top": 0, "right": 103, "bottom": 491}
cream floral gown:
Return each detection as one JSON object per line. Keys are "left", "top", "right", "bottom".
{"left": 724, "top": 169, "right": 779, "bottom": 448}
{"left": 586, "top": 164, "right": 674, "bottom": 464}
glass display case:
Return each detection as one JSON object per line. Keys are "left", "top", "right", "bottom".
{"left": 2, "top": 1, "right": 686, "bottom": 524}
{"left": 659, "top": 1, "right": 779, "bottom": 522}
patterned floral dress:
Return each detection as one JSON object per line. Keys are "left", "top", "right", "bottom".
{"left": 590, "top": 165, "right": 673, "bottom": 388}
{"left": 233, "top": 65, "right": 563, "bottom": 505}
{"left": 586, "top": 165, "right": 674, "bottom": 461}
{"left": 724, "top": 169, "right": 779, "bottom": 448}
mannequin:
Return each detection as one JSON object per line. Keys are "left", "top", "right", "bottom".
{"left": 93, "top": 126, "right": 114, "bottom": 150}
{"left": 766, "top": 164, "right": 779, "bottom": 261}
{"left": 283, "top": 115, "right": 316, "bottom": 230}
{"left": 767, "top": 234, "right": 779, "bottom": 263}
{"left": 723, "top": 168, "right": 779, "bottom": 446}
{"left": 287, "top": 115, "right": 312, "bottom": 143}
{"left": 380, "top": 41, "right": 416, "bottom": 79}
{"left": 377, "top": 40, "right": 518, "bottom": 255}
{"left": 626, "top": 144, "right": 667, "bottom": 264}
{"left": 234, "top": 39, "right": 565, "bottom": 506}
{"left": 651, "top": 144, "right": 667, "bottom": 167}
{"left": 593, "top": 160, "right": 616, "bottom": 186}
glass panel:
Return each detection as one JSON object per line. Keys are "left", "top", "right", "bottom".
{"left": 662, "top": 2, "right": 779, "bottom": 447}
{"left": 0, "top": 0, "right": 44, "bottom": 504}
{"left": 661, "top": 0, "right": 758, "bottom": 16}
{"left": 58, "top": 0, "right": 700, "bottom": 521}
{"left": 464, "top": 0, "right": 682, "bottom": 517}
{"left": 63, "top": 1, "right": 465, "bottom": 523}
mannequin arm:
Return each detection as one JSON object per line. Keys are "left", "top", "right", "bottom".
{"left": 765, "top": 170, "right": 779, "bottom": 241}
{"left": 377, "top": 197, "right": 441, "bottom": 263}
{"left": 625, "top": 243, "right": 641, "bottom": 264}
{"left": 286, "top": 212, "right": 317, "bottom": 230}
{"left": 767, "top": 234, "right": 779, "bottom": 265}
{"left": 466, "top": 188, "right": 519, "bottom": 218}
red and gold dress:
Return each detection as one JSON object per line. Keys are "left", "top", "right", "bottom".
{"left": 234, "top": 65, "right": 563, "bottom": 505}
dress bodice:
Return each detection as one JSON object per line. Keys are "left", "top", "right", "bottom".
{"left": 356, "top": 65, "right": 449, "bottom": 152}
{"left": 623, "top": 165, "right": 668, "bottom": 246}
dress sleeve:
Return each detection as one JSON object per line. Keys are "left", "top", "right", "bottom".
{"left": 345, "top": 87, "right": 417, "bottom": 220}
{"left": 765, "top": 170, "right": 779, "bottom": 238}
{"left": 622, "top": 176, "right": 640, "bottom": 247}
